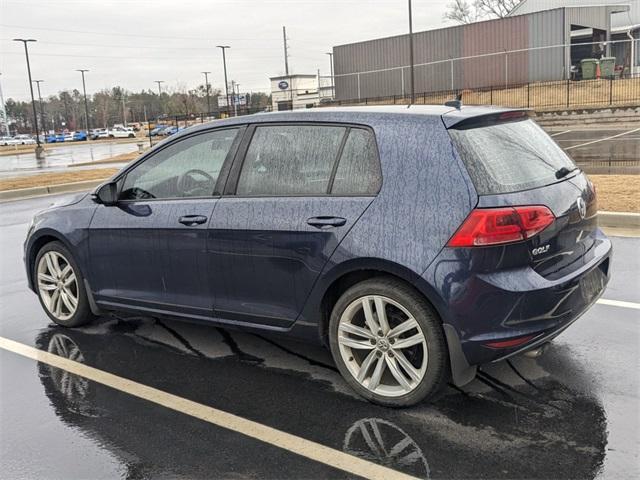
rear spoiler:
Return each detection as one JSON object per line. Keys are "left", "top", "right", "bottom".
{"left": 444, "top": 109, "right": 532, "bottom": 130}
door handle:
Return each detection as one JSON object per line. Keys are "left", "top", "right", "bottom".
{"left": 306, "top": 216, "right": 347, "bottom": 228}
{"left": 179, "top": 215, "right": 208, "bottom": 226}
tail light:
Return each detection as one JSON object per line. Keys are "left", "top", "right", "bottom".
{"left": 447, "top": 206, "right": 555, "bottom": 247}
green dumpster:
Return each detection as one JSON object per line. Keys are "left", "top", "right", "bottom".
{"left": 600, "top": 57, "right": 616, "bottom": 78}
{"left": 581, "top": 59, "right": 599, "bottom": 80}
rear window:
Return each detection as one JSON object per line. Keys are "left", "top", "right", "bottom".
{"left": 449, "top": 119, "right": 576, "bottom": 194}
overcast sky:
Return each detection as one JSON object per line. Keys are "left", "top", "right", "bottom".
{"left": 0, "top": 0, "right": 457, "bottom": 101}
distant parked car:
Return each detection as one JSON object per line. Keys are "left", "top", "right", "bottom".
{"left": 73, "top": 131, "right": 88, "bottom": 141}
{"left": 45, "top": 134, "right": 59, "bottom": 143}
{"left": 0, "top": 136, "right": 19, "bottom": 146}
{"left": 91, "top": 128, "right": 110, "bottom": 140}
{"left": 159, "top": 126, "right": 177, "bottom": 136}
{"left": 109, "top": 127, "right": 136, "bottom": 138}
{"left": 150, "top": 125, "right": 168, "bottom": 136}
{"left": 13, "top": 134, "right": 36, "bottom": 145}
{"left": 63, "top": 132, "right": 74, "bottom": 142}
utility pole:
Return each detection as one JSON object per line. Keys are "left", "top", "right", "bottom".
{"left": 76, "top": 69, "right": 90, "bottom": 132}
{"left": 217, "top": 46, "right": 231, "bottom": 116}
{"left": 408, "top": 0, "right": 416, "bottom": 104}
{"left": 33, "top": 80, "right": 45, "bottom": 138}
{"left": 154, "top": 80, "right": 164, "bottom": 116}
{"left": 230, "top": 80, "right": 238, "bottom": 117}
{"left": 283, "top": 26, "right": 290, "bottom": 76}
{"left": 13, "top": 38, "right": 44, "bottom": 158}
{"left": 326, "top": 52, "right": 334, "bottom": 99}
{"left": 201, "top": 71, "right": 212, "bottom": 116}
{"left": 235, "top": 82, "right": 241, "bottom": 114}
{"left": 121, "top": 94, "right": 127, "bottom": 127}
{"left": 0, "top": 73, "right": 9, "bottom": 136}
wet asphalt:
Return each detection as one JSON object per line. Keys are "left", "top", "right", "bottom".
{"left": 0, "top": 141, "right": 139, "bottom": 177}
{"left": 0, "top": 194, "right": 638, "bottom": 479}
{"left": 551, "top": 128, "right": 640, "bottom": 174}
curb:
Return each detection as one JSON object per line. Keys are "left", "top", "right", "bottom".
{"left": 0, "top": 180, "right": 103, "bottom": 202}
{"left": 598, "top": 211, "right": 640, "bottom": 229}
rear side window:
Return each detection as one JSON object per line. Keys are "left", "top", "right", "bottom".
{"left": 449, "top": 119, "right": 576, "bottom": 194}
{"left": 236, "top": 125, "right": 345, "bottom": 195}
{"left": 331, "top": 128, "right": 381, "bottom": 195}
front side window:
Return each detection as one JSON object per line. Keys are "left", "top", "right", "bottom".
{"left": 236, "top": 125, "right": 345, "bottom": 195}
{"left": 120, "top": 128, "right": 239, "bottom": 200}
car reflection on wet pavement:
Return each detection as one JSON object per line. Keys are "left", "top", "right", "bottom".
{"left": 32, "top": 315, "right": 607, "bottom": 479}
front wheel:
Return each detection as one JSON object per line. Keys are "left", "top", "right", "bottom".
{"left": 329, "top": 277, "right": 448, "bottom": 407}
{"left": 34, "top": 242, "right": 97, "bottom": 327}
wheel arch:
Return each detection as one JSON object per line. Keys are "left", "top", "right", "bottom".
{"left": 315, "top": 258, "right": 447, "bottom": 347}
{"left": 26, "top": 230, "right": 75, "bottom": 291}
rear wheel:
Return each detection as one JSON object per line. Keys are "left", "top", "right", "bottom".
{"left": 34, "top": 242, "right": 96, "bottom": 327}
{"left": 329, "top": 277, "right": 448, "bottom": 407}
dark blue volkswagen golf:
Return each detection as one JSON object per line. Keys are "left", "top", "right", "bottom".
{"left": 24, "top": 105, "right": 611, "bottom": 406}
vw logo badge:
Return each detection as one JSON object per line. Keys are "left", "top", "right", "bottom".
{"left": 576, "top": 197, "right": 587, "bottom": 219}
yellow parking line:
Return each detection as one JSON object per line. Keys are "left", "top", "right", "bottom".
{"left": 597, "top": 298, "right": 640, "bottom": 310}
{"left": 0, "top": 335, "right": 418, "bottom": 480}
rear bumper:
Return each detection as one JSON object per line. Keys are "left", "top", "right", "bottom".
{"left": 428, "top": 230, "right": 612, "bottom": 374}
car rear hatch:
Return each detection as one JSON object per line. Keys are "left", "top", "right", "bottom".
{"left": 445, "top": 110, "right": 603, "bottom": 281}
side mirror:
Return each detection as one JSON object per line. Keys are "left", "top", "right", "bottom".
{"left": 94, "top": 181, "right": 118, "bottom": 206}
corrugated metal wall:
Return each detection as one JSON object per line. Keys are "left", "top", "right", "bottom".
{"left": 333, "top": 7, "right": 615, "bottom": 100}
{"left": 510, "top": 0, "right": 638, "bottom": 30}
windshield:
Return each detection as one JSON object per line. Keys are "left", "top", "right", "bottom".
{"left": 449, "top": 119, "right": 577, "bottom": 194}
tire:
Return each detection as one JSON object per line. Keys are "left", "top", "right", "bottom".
{"left": 328, "top": 277, "right": 448, "bottom": 407}
{"left": 128, "top": 134, "right": 134, "bottom": 138}
{"left": 34, "top": 241, "right": 97, "bottom": 328}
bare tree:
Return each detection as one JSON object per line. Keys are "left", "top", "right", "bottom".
{"left": 445, "top": 0, "right": 523, "bottom": 24}
{"left": 444, "top": 0, "right": 478, "bottom": 24}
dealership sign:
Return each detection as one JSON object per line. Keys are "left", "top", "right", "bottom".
{"left": 278, "top": 80, "right": 289, "bottom": 90}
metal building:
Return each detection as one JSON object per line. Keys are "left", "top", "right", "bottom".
{"left": 332, "top": 5, "right": 631, "bottom": 101}
{"left": 509, "top": 0, "right": 639, "bottom": 75}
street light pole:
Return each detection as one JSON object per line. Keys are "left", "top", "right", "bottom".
{"left": 325, "top": 52, "right": 334, "bottom": 99}
{"left": 13, "top": 38, "right": 43, "bottom": 156}
{"left": 408, "top": 0, "right": 416, "bottom": 104}
{"left": 154, "top": 80, "right": 164, "bottom": 116}
{"left": 33, "top": 80, "right": 45, "bottom": 138}
{"left": 201, "top": 71, "right": 211, "bottom": 116}
{"left": 76, "top": 69, "right": 90, "bottom": 132}
{"left": 0, "top": 73, "right": 9, "bottom": 136}
{"left": 217, "top": 46, "right": 231, "bottom": 117}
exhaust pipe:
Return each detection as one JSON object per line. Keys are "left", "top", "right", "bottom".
{"left": 523, "top": 343, "right": 549, "bottom": 358}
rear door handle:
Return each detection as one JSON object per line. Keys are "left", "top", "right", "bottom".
{"left": 179, "top": 215, "right": 208, "bottom": 226}
{"left": 306, "top": 216, "right": 347, "bottom": 228}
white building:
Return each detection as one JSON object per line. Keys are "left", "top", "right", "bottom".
{"left": 269, "top": 74, "right": 334, "bottom": 111}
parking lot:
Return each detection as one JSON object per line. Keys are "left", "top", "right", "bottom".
{"left": 0, "top": 193, "right": 638, "bottom": 479}
{"left": 550, "top": 127, "right": 640, "bottom": 174}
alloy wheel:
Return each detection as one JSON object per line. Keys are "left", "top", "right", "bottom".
{"left": 37, "top": 251, "right": 79, "bottom": 321}
{"left": 337, "top": 295, "right": 428, "bottom": 397}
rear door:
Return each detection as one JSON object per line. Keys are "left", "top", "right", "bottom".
{"left": 447, "top": 113, "right": 600, "bottom": 279}
{"left": 206, "top": 123, "right": 382, "bottom": 327}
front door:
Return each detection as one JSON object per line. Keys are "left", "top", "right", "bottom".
{"left": 89, "top": 127, "right": 243, "bottom": 316}
{"left": 208, "top": 124, "right": 382, "bottom": 327}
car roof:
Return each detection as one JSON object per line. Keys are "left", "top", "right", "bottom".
{"left": 180, "top": 104, "right": 523, "bottom": 138}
